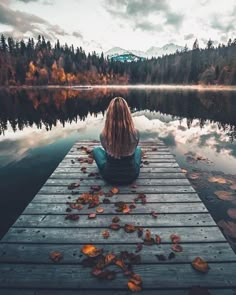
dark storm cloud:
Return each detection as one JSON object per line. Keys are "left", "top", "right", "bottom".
{"left": 184, "top": 33, "right": 194, "bottom": 40}
{"left": 104, "top": 0, "right": 184, "bottom": 31}
{"left": 0, "top": 2, "right": 68, "bottom": 40}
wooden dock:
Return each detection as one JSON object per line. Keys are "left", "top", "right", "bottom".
{"left": 0, "top": 140, "right": 235, "bottom": 294}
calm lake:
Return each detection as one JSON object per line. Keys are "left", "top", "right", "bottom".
{"left": 0, "top": 86, "right": 236, "bottom": 250}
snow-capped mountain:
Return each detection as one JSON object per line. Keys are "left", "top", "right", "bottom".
{"left": 105, "top": 43, "right": 184, "bottom": 59}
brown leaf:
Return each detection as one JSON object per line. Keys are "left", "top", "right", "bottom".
{"left": 109, "top": 223, "right": 121, "bottom": 230}
{"left": 81, "top": 244, "right": 102, "bottom": 257}
{"left": 230, "top": 183, "right": 236, "bottom": 190}
{"left": 115, "top": 259, "right": 126, "bottom": 270}
{"left": 191, "top": 257, "right": 210, "bottom": 273}
{"left": 110, "top": 187, "right": 119, "bottom": 194}
{"left": 188, "top": 173, "right": 200, "bottom": 180}
{"left": 90, "top": 185, "right": 101, "bottom": 191}
{"left": 135, "top": 243, "right": 143, "bottom": 253}
{"left": 151, "top": 211, "right": 158, "bottom": 218}
{"left": 143, "top": 229, "right": 154, "bottom": 245}
{"left": 227, "top": 208, "right": 236, "bottom": 219}
{"left": 88, "top": 213, "right": 96, "bottom": 219}
{"left": 104, "top": 253, "right": 116, "bottom": 265}
{"left": 155, "top": 235, "right": 161, "bottom": 244}
{"left": 168, "top": 252, "right": 176, "bottom": 260}
{"left": 208, "top": 176, "right": 228, "bottom": 184}
{"left": 218, "top": 220, "right": 236, "bottom": 238}
{"left": 67, "top": 182, "right": 80, "bottom": 190}
{"left": 171, "top": 244, "right": 183, "bottom": 252}
{"left": 170, "top": 234, "right": 181, "bottom": 244}
{"left": 127, "top": 281, "right": 142, "bottom": 292}
{"left": 156, "top": 254, "right": 166, "bottom": 261}
{"left": 181, "top": 169, "right": 187, "bottom": 173}
{"left": 49, "top": 251, "right": 63, "bottom": 263}
{"left": 65, "top": 214, "right": 79, "bottom": 221}
{"left": 112, "top": 216, "right": 120, "bottom": 223}
{"left": 102, "top": 230, "right": 110, "bottom": 239}
{"left": 124, "top": 224, "right": 136, "bottom": 233}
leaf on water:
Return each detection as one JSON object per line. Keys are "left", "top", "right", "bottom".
{"left": 188, "top": 173, "right": 200, "bottom": 180}
{"left": 155, "top": 235, "right": 161, "bottom": 244}
{"left": 208, "top": 176, "right": 228, "bottom": 184}
{"left": 230, "top": 183, "right": 236, "bottom": 190}
{"left": 102, "top": 230, "right": 110, "bottom": 239}
{"left": 171, "top": 244, "right": 183, "bottom": 252}
{"left": 109, "top": 223, "right": 121, "bottom": 231}
{"left": 170, "top": 234, "right": 181, "bottom": 244}
{"left": 217, "top": 220, "right": 236, "bottom": 238}
{"left": 214, "top": 190, "right": 235, "bottom": 201}
{"left": 191, "top": 257, "right": 209, "bottom": 273}
{"left": 124, "top": 224, "right": 136, "bottom": 233}
{"left": 88, "top": 213, "right": 96, "bottom": 219}
{"left": 112, "top": 216, "right": 120, "bottom": 223}
{"left": 227, "top": 208, "right": 236, "bottom": 219}
{"left": 181, "top": 169, "right": 187, "bottom": 173}
{"left": 65, "top": 214, "right": 79, "bottom": 221}
{"left": 151, "top": 211, "right": 158, "bottom": 218}
{"left": 110, "top": 187, "right": 119, "bottom": 194}
{"left": 135, "top": 243, "right": 143, "bottom": 253}
{"left": 81, "top": 244, "right": 102, "bottom": 257}
{"left": 49, "top": 251, "right": 63, "bottom": 263}
{"left": 96, "top": 207, "right": 104, "bottom": 213}
{"left": 168, "top": 252, "right": 176, "bottom": 260}
{"left": 156, "top": 254, "right": 166, "bottom": 261}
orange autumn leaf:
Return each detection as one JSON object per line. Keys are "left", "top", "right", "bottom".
{"left": 191, "top": 257, "right": 210, "bottom": 273}
{"left": 81, "top": 244, "right": 102, "bottom": 257}
{"left": 227, "top": 208, "right": 236, "bottom": 219}
{"left": 208, "top": 176, "right": 228, "bottom": 184}
{"left": 230, "top": 183, "right": 236, "bottom": 190}
{"left": 96, "top": 207, "right": 104, "bottom": 213}
{"left": 105, "top": 253, "right": 116, "bottom": 265}
{"left": 214, "top": 191, "right": 235, "bottom": 201}
{"left": 49, "top": 251, "right": 63, "bottom": 263}
{"left": 115, "top": 259, "right": 126, "bottom": 270}
{"left": 110, "top": 187, "right": 119, "bottom": 194}
{"left": 88, "top": 213, "right": 96, "bottom": 219}
{"left": 181, "top": 169, "right": 187, "bottom": 173}
{"left": 188, "top": 173, "right": 200, "bottom": 180}
{"left": 127, "top": 281, "right": 142, "bottom": 292}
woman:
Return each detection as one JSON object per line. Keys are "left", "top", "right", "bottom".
{"left": 93, "top": 97, "right": 141, "bottom": 184}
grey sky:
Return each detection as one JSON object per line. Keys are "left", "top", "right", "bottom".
{"left": 0, "top": 0, "right": 235, "bottom": 53}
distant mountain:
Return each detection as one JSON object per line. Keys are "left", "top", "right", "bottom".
{"left": 105, "top": 43, "right": 184, "bottom": 60}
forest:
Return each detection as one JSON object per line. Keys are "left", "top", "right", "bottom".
{"left": 0, "top": 34, "right": 236, "bottom": 86}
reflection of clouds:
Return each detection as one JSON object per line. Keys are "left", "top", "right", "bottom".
{"left": 0, "top": 114, "right": 104, "bottom": 168}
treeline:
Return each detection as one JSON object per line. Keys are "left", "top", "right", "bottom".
{"left": 0, "top": 34, "right": 236, "bottom": 85}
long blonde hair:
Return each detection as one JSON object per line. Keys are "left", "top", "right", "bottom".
{"left": 102, "top": 97, "right": 137, "bottom": 158}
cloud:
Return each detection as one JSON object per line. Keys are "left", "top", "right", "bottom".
{"left": 184, "top": 33, "right": 194, "bottom": 40}
{"left": 0, "top": 2, "right": 68, "bottom": 40}
{"left": 104, "top": 0, "right": 184, "bottom": 31}
{"left": 210, "top": 15, "right": 235, "bottom": 33}
{"left": 17, "top": 0, "right": 53, "bottom": 4}
{"left": 72, "top": 31, "right": 83, "bottom": 39}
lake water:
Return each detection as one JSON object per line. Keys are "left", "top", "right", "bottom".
{"left": 0, "top": 86, "right": 236, "bottom": 250}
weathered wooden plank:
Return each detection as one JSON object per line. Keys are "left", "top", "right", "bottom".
{"left": 13, "top": 213, "right": 213, "bottom": 228}
{"left": 1, "top": 227, "right": 225, "bottom": 244}
{"left": 0, "top": 243, "right": 235, "bottom": 264}
{"left": 54, "top": 167, "right": 182, "bottom": 173}
{"left": 2, "top": 289, "right": 236, "bottom": 295}
{"left": 39, "top": 185, "right": 195, "bottom": 194}
{"left": 0, "top": 263, "right": 235, "bottom": 289}
{"left": 50, "top": 172, "right": 186, "bottom": 179}
{"left": 45, "top": 178, "right": 190, "bottom": 186}
{"left": 32, "top": 193, "right": 201, "bottom": 203}
{"left": 22, "top": 203, "right": 206, "bottom": 215}
{"left": 58, "top": 162, "right": 180, "bottom": 168}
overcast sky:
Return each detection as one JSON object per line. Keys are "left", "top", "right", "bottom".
{"left": 0, "top": 0, "right": 235, "bottom": 53}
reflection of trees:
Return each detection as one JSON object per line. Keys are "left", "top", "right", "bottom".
{"left": 0, "top": 88, "right": 236, "bottom": 137}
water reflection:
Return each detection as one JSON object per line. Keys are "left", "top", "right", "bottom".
{"left": 0, "top": 87, "right": 236, "bottom": 250}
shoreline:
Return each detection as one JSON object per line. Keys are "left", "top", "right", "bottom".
{"left": 0, "top": 84, "right": 236, "bottom": 91}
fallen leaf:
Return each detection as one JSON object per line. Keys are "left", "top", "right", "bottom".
{"left": 105, "top": 253, "right": 116, "bottom": 265}
{"left": 135, "top": 243, "right": 143, "bottom": 253}
{"left": 65, "top": 214, "right": 79, "bottom": 221}
{"left": 155, "top": 235, "right": 161, "bottom": 244}
{"left": 112, "top": 216, "right": 120, "bottom": 223}
{"left": 188, "top": 173, "right": 200, "bottom": 180}
{"left": 131, "top": 184, "right": 138, "bottom": 188}
{"left": 124, "top": 224, "right": 136, "bottom": 233}
{"left": 103, "top": 198, "right": 111, "bottom": 204}
{"left": 88, "top": 213, "right": 96, "bottom": 219}
{"left": 110, "top": 187, "right": 119, "bottom": 194}
{"left": 109, "top": 223, "right": 121, "bottom": 230}
{"left": 217, "top": 220, "right": 236, "bottom": 238}
{"left": 214, "top": 191, "right": 235, "bottom": 201}
{"left": 49, "top": 251, "right": 63, "bottom": 263}
{"left": 115, "top": 259, "right": 126, "bottom": 270}
{"left": 208, "top": 176, "right": 230, "bottom": 184}
{"left": 91, "top": 185, "right": 101, "bottom": 191}
{"left": 143, "top": 229, "right": 154, "bottom": 245}
{"left": 151, "top": 211, "right": 158, "bottom": 218}
{"left": 127, "top": 280, "right": 142, "bottom": 292}
{"left": 67, "top": 182, "right": 80, "bottom": 190}
{"left": 168, "top": 252, "right": 176, "bottom": 260}
{"left": 227, "top": 208, "right": 236, "bottom": 219}
{"left": 156, "top": 254, "right": 166, "bottom": 261}
{"left": 102, "top": 230, "right": 110, "bottom": 239}
{"left": 129, "top": 203, "right": 136, "bottom": 209}
{"left": 152, "top": 147, "right": 157, "bottom": 151}
{"left": 171, "top": 244, "right": 183, "bottom": 252}
{"left": 230, "top": 183, "right": 236, "bottom": 190}
{"left": 128, "top": 273, "right": 143, "bottom": 292}
{"left": 69, "top": 203, "right": 83, "bottom": 210}
{"left": 96, "top": 207, "right": 104, "bottom": 213}
{"left": 170, "top": 234, "right": 181, "bottom": 244}
{"left": 81, "top": 244, "right": 102, "bottom": 257}
{"left": 181, "top": 169, "right": 187, "bottom": 173}
{"left": 191, "top": 257, "right": 209, "bottom": 273}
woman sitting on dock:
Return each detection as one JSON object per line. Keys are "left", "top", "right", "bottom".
{"left": 93, "top": 97, "right": 141, "bottom": 184}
